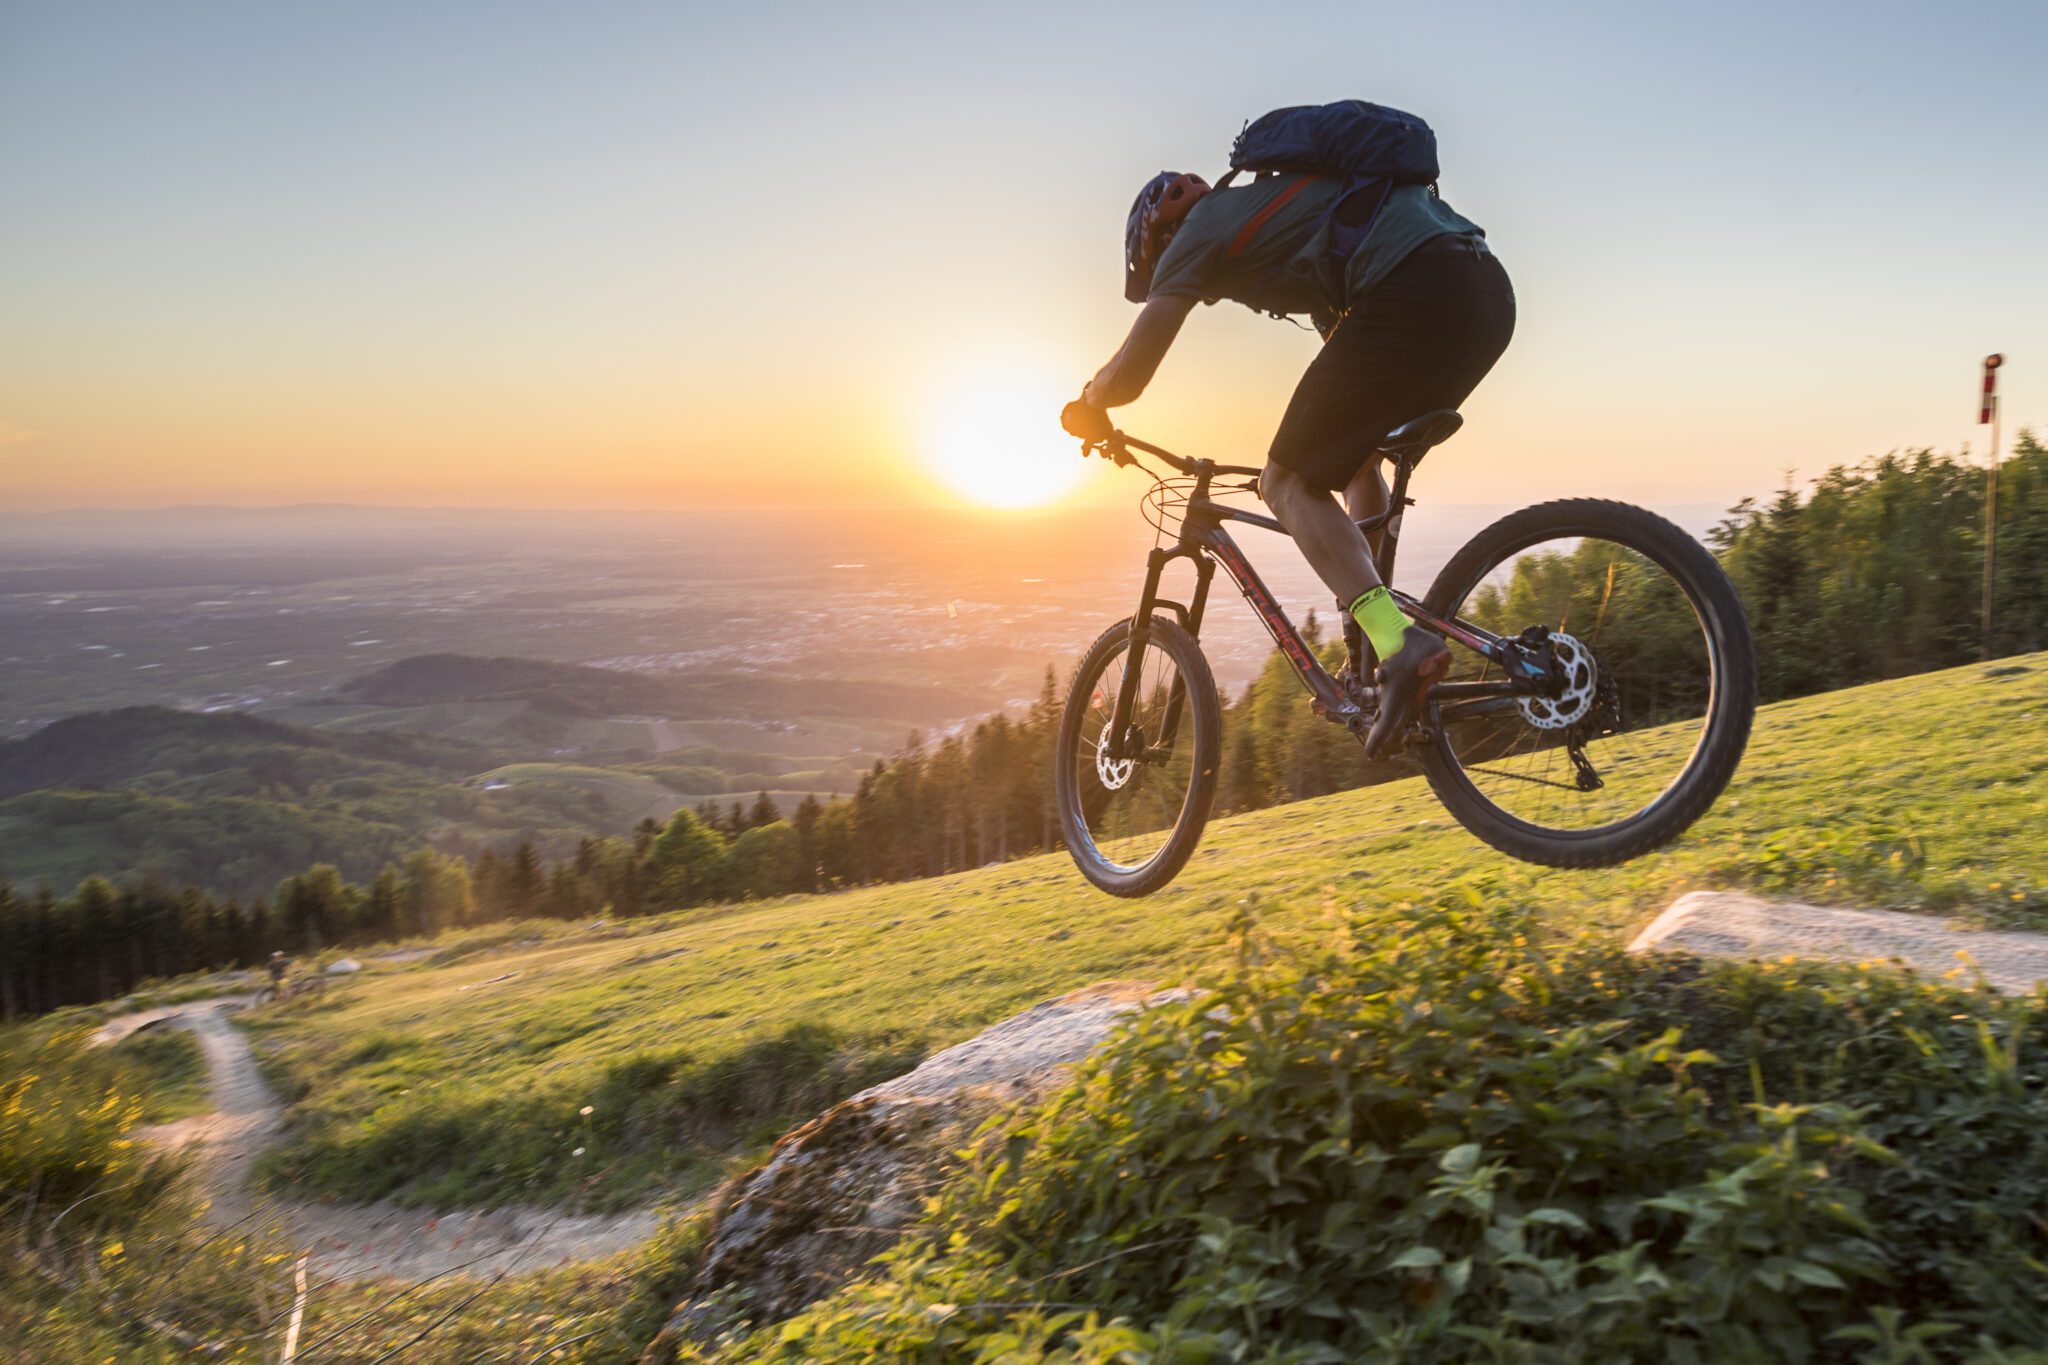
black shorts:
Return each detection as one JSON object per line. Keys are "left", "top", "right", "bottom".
{"left": 1268, "top": 234, "right": 1516, "bottom": 491}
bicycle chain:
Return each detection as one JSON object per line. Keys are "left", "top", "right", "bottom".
{"left": 1465, "top": 644, "right": 1622, "bottom": 793}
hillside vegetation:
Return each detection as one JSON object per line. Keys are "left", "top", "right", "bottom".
{"left": 694, "top": 898, "right": 2048, "bottom": 1361}
{"left": 0, "top": 706, "right": 642, "bottom": 896}
{"left": 249, "top": 657, "right": 2046, "bottom": 1214}
{"left": 0, "top": 648, "right": 981, "bottom": 898}
{"left": 5, "top": 657, "right": 2046, "bottom": 1362}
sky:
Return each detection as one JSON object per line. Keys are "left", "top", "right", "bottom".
{"left": 2, "top": 0, "right": 2044, "bottom": 514}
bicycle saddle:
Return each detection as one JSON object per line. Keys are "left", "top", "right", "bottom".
{"left": 1377, "top": 409, "right": 1463, "bottom": 464}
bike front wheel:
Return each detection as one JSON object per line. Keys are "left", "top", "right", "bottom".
{"left": 1419, "top": 498, "right": 1757, "bottom": 867}
{"left": 1055, "top": 615, "right": 1221, "bottom": 897}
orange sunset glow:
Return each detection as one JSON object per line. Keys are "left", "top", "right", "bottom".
{"left": 3, "top": 7, "right": 2041, "bottom": 515}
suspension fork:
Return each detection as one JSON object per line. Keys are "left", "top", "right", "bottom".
{"left": 1107, "top": 541, "right": 1214, "bottom": 761}
{"left": 1107, "top": 459, "right": 1219, "bottom": 762}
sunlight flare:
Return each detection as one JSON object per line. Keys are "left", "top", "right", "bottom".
{"left": 922, "top": 374, "right": 1088, "bottom": 508}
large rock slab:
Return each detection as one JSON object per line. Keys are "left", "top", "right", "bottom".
{"left": 1630, "top": 891, "right": 2048, "bottom": 993}
{"left": 655, "top": 981, "right": 1185, "bottom": 1349}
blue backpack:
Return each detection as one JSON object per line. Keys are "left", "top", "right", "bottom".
{"left": 1218, "top": 100, "right": 1440, "bottom": 316}
{"left": 1224, "top": 100, "right": 1438, "bottom": 187}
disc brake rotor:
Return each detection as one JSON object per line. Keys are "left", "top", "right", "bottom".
{"left": 1095, "top": 721, "right": 1136, "bottom": 790}
{"left": 1519, "top": 631, "right": 1598, "bottom": 731}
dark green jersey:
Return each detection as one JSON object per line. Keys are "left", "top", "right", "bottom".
{"left": 1147, "top": 175, "right": 1482, "bottom": 318}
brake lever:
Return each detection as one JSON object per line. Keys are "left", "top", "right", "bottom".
{"left": 1083, "top": 435, "right": 1134, "bottom": 467}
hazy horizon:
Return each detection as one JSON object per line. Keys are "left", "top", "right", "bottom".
{"left": 5, "top": 1, "right": 2044, "bottom": 515}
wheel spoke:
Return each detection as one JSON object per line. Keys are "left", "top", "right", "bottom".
{"left": 1057, "top": 620, "right": 1220, "bottom": 893}
{"left": 1429, "top": 527, "right": 1720, "bottom": 838}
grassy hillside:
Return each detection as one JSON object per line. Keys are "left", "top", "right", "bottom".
{"left": 249, "top": 656, "right": 2048, "bottom": 1212}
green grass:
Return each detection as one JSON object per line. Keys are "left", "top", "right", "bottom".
{"left": 251, "top": 656, "right": 2048, "bottom": 1212}
{"left": 111, "top": 1024, "right": 211, "bottom": 1125}
{"left": 1, "top": 1009, "right": 679, "bottom": 1363}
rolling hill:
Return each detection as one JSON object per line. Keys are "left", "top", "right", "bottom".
{"left": 269, "top": 650, "right": 996, "bottom": 794}
{"left": 0, "top": 707, "right": 667, "bottom": 896}
{"left": 0, "top": 642, "right": 1013, "bottom": 895}
{"left": 341, "top": 652, "right": 989, "bottom": 724}
{"left": 0, "top": 705, "right": 481, "bottom": 801}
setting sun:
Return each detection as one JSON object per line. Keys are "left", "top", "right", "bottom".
{"left": 922, "top": 375, "right": 1089, "bottom": 508}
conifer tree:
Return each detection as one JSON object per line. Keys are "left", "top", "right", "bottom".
{"left": 647, "top": 807, "right": 728, "bottom": 909}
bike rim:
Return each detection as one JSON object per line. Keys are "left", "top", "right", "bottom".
{"left": 1431, "top": 529, "right": 1721, "bottom": 837}
{"left": 1069, "top": 635, "right": 1201, "bottom": 875}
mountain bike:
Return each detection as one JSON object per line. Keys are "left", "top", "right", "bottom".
{"left": 252, "top": 975, "right": 324, "bottom": 1006}
{"left": 1054, "top": 409, "right": 1757, "bottom": 896}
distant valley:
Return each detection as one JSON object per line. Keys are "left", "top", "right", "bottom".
{"left": 0, "top": 502, "right": 1720, "bottom": 897}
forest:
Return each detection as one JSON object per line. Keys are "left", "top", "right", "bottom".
{"left": 4, "top": 436, "right": 2043, "bottom": 1018}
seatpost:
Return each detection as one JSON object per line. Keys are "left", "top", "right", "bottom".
{"left": 1376, "top": 455, "right": 1420, "bottom": 585}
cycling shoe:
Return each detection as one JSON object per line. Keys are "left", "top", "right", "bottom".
{"left": 1365, "top": 627, "right": 1451, "bottom": 759}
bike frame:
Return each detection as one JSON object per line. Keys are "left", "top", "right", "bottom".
{"left": 1102, "top": 434, "right": 1540, "bottom": 762}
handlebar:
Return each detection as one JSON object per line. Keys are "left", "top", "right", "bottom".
{"left": 1082, "top": 430, "right": 1263, "bottom": 480}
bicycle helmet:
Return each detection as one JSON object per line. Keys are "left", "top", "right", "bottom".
{"left": 1123, "top": 171, "right": 1210, "bottom": 302}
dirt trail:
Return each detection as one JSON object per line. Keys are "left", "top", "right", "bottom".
{"left": 123, "top": 999, "right": 658, "bottom": 1282}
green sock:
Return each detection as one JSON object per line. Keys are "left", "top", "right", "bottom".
{"left": 1348, "top": 586, "right": 1411, "bottom": 662}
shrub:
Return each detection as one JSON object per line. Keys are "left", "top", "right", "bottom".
{"left": 0, "top": 1026, "right": 175, "bottom": 1224}
{"left": 696, "top": 888, "right": 2048, "bottom": 1362}
{"left": 0, "top": 1024, "right": 280, "bottom": 1359}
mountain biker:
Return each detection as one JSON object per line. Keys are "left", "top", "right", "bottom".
{"left": 1062, "top": 162, "right": 1515, "bottom": 757}
{"left": 267, "top": 950, "right": 289, "bottom": 990}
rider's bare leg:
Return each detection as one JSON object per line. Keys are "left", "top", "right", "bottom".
{"left": 1337, "top": 457, "right": 1392, "bottom": 676}
{"left": 1262, "top": 458, "right": 1447, "bottom": 757}
{"left": 1259, "top": 462, "right": 1381, "bottom": 604}
{"left": 1344, "top": 456, "right": 1390, "bottom": 560}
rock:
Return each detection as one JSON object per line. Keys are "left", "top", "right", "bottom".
{"left": 1631, "top": 891, "right": 2048, "bottom": 994}
{"left": 325, "top": 958, "right": 363, "bottom": 974}
{"left": 646, "top": 981, "right": 1186, "bottom": 1354}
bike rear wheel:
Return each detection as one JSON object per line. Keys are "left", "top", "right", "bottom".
{"left": 1055, "top": 615, "right": 1221, "bottom": 897}
{"left": 1419, "top": 498, "right": 1756, "bottom": 867}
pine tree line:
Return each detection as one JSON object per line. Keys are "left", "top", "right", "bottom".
{"left": 5, "top": 437, "right": 2044, "bottom": 1018}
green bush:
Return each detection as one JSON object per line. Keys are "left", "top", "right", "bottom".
{"left": 699, "top": 889, "right": 2048, "bottom": 1362}
{"left": 0, "top": 1026, "right": 175, "bottom": 1224}
{"left": 0, "top": 1024, "right": 285, "bottom": 1360}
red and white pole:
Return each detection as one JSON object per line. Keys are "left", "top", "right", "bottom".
{"left": 1980, "top": 354, "right": 2004, "bottom": 654}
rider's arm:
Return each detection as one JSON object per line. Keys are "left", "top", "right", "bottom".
{"left": 1082, "top": 295, "right": 1196, "bottom": 409}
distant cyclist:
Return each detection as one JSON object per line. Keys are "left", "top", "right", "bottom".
{"left": 267, "top": 950, "right": 289, "bottom": 991}
{"left": 1063, "top": 106, "right": 1514, "bottom": 756}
